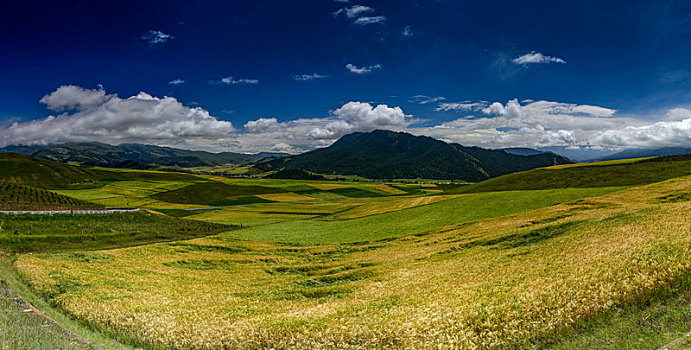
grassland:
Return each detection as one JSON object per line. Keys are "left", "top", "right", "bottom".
{"left": 451, "top": 155, "right": 691, "bottom": 193}
{"left": 0, "top": 279, "right": 95, "bottom": 349}
{"left": 5, "top": 155, "right": 691, "bottom": 349}
{"left": 0, "top": 212, "right": 232, "bottom": 253}
{"left": 12, "top": 176, "right": 690, "bottom": 349}
{"left": 0, "top": 182, "right": 104, "bottom": 210}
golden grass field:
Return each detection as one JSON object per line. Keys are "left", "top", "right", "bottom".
{"left": 15, "top": 176, "right": 691, "bottom": 349}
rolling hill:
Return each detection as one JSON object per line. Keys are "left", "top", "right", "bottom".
{"left": 256, "top": 130, "right": 572, "bottom": 181}
{"left": 0, "top": 152, "right": 200, "bottom": 189}
{"left": 0, "top": 142, "right": 287, "bottom": 169}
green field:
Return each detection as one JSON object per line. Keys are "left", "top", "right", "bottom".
{"left": 3, "top": 155, "right": 691, "bottom": 349}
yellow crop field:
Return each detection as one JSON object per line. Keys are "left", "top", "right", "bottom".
{"left": 15, "top": 177, "right": 691, "bottom": 349}
{"left": 359, "top": 183, "right": 408, "bottom": 195}
{"left": 335, "top": 194, "right": 461, "bottom": 219}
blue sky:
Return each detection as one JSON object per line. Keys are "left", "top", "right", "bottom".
{"left": 1, "top": 0, "right": 690, "bottom": 154}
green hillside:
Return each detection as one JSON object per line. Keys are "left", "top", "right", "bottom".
{"left": 0, "top": 182, "right": 104, "bottom": 210}
{"left": 151, "top": 182, "right": 287, "bottom": 205}
{"left": 449, "top": 154, "right": 691, "bottom": 193}
{"left": 0, "top": 152, "right": 200, "bottom": 189}
{"left": 256, "top": 130, "right": 571, "bottom": 181}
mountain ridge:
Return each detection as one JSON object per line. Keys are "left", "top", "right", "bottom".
{"left": 256, "top": 130, "right": 572, "bottom": 181}
{"left": 0, "top": 142, "right": 288, "bottom": 169}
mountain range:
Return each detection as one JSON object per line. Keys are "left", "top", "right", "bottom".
{"left": 0, "top": 142, "right": 287, "bottom": 169}
{"left": 256, "top": 130, "right": 572, "bottom": 181}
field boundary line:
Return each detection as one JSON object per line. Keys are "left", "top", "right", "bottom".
{"left": 0, "top": 278, "right": 104, "bottom": 350}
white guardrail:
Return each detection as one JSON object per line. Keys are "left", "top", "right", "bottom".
{"left": 0, "top": 208, "right": 140, "bottom": 215}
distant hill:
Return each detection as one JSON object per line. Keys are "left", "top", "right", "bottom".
{"left": 499, "top": 148, "right": 546, "bottom": 156}
{"left": 256, "top": 130, "right": 572, "bottom": 181}
{"left": 596, "top": 147, "right": 691, "bottom": 161}
{"left": 0, "top": 152, "right": 199, "bottom": 189}
{"left": 0, "top": 142, "right": 288, "bottom": 169}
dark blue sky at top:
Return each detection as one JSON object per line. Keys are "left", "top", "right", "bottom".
{"left": 1, "top": 0, "right": 690, "bottom": 128}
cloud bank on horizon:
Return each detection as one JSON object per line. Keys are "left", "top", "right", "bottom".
{"left": 2, "top": 85, "right": 691, "bottom": 154}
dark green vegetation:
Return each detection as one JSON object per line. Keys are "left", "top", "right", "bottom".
{"left": 0, "top": 152, "right": 200, "bottom": 189}
{"left": 1, "top": 142, "right": 287, "bottom": 169}
{"left": 0, "top": 182, "right": 104, "bottom": 210}
{"left": 0, "top": 212, "right": 232, "bottom": 253}
{"left": 256, "top": 130, "right": 571, "bottom": 181}
{"left": 0, "top": 280, "right": 94, "bottom": 350}
{"left": 152, "top": 182, "right": 286, "bottom": 204}
{"left": 267, "top": 169, "right": 326, "bottom": 180}
{"left": 450, "top": 156, "right": 691, "bottom": 193}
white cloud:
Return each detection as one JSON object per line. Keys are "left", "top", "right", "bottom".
{"left": 346, "top": 63, "right": 381, "bottom": 74}
{"left": 244, "top": 117, "right": 283, "bottom": 133}
{"left": 354, "top": 16, "right": 387, "bottom": 25}
{"left": 0, "top": 85, "right": 235, "bottom": 149}
{"left": 666, "top": 107, "right": 691, "bottom": 121}
{"left": 307, "top": 101, "right": 411, "bottom": 139}
{"left": 333, "top": 5, "right": 374, "bottom": 18}
{"left": 409, "top": 95, "right": 445, "bottom": 104}
{"left": 512, "top": 51, "right": 566, "bottom": 65}
{"left": 436, "top": 101, "right": 487, "bottom": 112}
{"left": 293, "top": 73, "right": 329, "bottom": 81}
{"left": 408, "top": 99, "right": 630, "bottom": 149}
{"left": 140, "top": 30, "right": 174, "bottom": 46}
{"left": 209, "top": 76, "right": 259, "bottom": 85}
{"left": 39, "top": 85, "right": 108, "bottom": 112}
{"left": 402, "top": 26, "right": 413, "bottom": 37}
{"left": 589, "top": 109, "right": 691, "bottom": 149}
{"left": 168, "top": 79, "right": 185, "bottom": 85}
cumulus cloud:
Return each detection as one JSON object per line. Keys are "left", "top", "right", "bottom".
{"left": 512, "top": 51, "right": 566, "bottom": 65}
{"left": 169, "top": 79, "right": 185, "bottom": 85}
{"left": 0, "top": 85, "right": 235, "bottom": 148}
{"left": 244, "top": 117, "right": 283, "bottom": 133}
{"left": 333, "top": 5, "right": 374, "bottom": 18}
{"left": 346, "top": 63, "right": 381, "bottom": 74}
{"left": 39, "top": 85, "right": 108, "bottom": 112}
{"left": 408, "top": 99, "right": 629, "bottom": 149}
{"left": 140, "top": 30, "right": 174, "bottom": 46}
{"left": 409, "top": 95, "right": 445, "bottom": 104}
{"left": 589, "top": 109, "right": 691, "bottom": 149}
{"left": 354, "top": 16, "right": 387, "bottom": 25}
{"left": 209, "top": 76, "right": 259, "bottom": 85}
{"left": 307, "top": 101, "right": 411, "bottom": 139}
{"left": 293, "top": 73, "right": 329, "bottom": 81}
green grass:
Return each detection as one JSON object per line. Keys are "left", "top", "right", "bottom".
{"left": 450, "top": 157, "right": 691, "bottom": 193}
{"left": 225, "top": 186, "right": 624, "bottom": 244}
{"left": 0, "top": 212, "right": 233, "bottom": 253}
{"left": 0, "top": 258, "right": 134, "bottom": 349}
{"left": 152, "top": 181, "right": 286, "bottom": 204}
{"left": 0, "top": 182, "right": 104, "bottom": 210}
{"left": 0, "top": 279, "right": 95, "bottom": 349}
{"left": 549, "top": 274, "right": 691, "bottom": 349}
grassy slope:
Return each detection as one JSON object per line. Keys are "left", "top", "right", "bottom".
{"left": 451, "top": 156, "right": 691, "bottom": 193}
{"left": 0, "top": 279, "right": 95, "bottom": 350}
{"left": 14, "top": 177, "right": 691, "bottom": 349}
{"left": 0, "top": 212, "right": 233, "bottom": 253}
{"left": 0, "top": 182, "right": 104, "bottom": 210}
{"left": 225, "top": 186, "right": 623, "bottom": 244}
